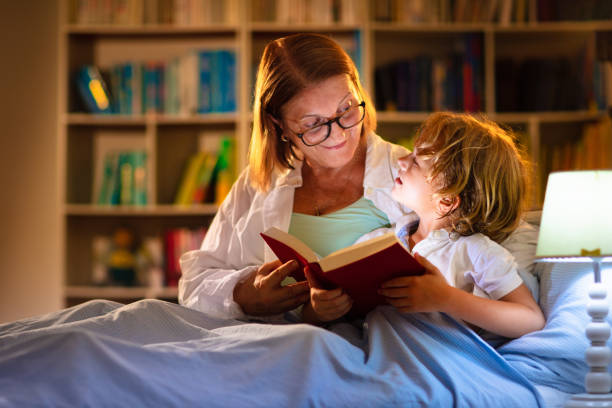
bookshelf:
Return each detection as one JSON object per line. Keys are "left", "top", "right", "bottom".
{"left": 58, "top": 0, "right": 612, "bottom": 306}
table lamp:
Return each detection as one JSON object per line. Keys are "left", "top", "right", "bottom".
{"left": 536, "top": 170, "right": 612, "bottom": 408}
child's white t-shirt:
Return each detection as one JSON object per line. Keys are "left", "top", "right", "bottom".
{"left": 409, "top": 229, "right": 523, "bottom": 300}
{"left": 356, "top": 219, "right": 523, "bottom": 301}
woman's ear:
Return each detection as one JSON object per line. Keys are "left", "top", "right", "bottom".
{"left": 266, "top": 113, "right": 288, "bottom": 142}
{"left": 267, "top": 112, "right": 281, "bottom": 127}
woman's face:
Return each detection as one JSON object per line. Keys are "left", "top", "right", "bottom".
{"left": 280, "top": 75, "right": 364, "bottom": 170}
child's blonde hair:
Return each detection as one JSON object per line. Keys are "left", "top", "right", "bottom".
{"left": 414, "top": 112, "right": 532, "bottom": 243}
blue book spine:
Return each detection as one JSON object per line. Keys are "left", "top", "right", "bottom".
{"left": 122, "top": 64, "right": 134, "bottom": 115}
{"left": 118, "top": 151, "right": 134, "bottom": 205}
{"left": 110, "top": 65, "right": 123, "bottom": 114}
{"left": 353, "top": 30, "right": 362, "bottom": 79}
{"left": 144, "top": 63, "right": 156, "bottom": 113}
{"left": 109, "top": 151, "right": 122, "bottom": 205}
{"left": 155, "top": 63, "right": 165, "bottom": 114}
{"left": 198, "top": 51, "right": 213, "bottom": 114}
{"left": 97, "top": 152, "right": 117, "bottom": 204}
{"left": 222, "top": 50, "right": 236, "bottom": 112}
{"left": 210, "top": 50, "right": 223, "bottom": 113}
{"left": 132, "top": 150, "right": 148, "bottom": 206}
{"left": 76, "top": 66, "right": 112, "bottom": 114}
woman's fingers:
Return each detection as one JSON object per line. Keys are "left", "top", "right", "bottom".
{"left": 276, "top": 281, "right": 310, "bottom": 302}
{"left": 274, "top": 290, "right": 311, "bottom": 312}
{"left": 257, "top": 260, "right": 299, "bottom": 288}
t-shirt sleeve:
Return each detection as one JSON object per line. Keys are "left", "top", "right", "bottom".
{"left": 465, "top": 236, "right": 524, "bottom": 300}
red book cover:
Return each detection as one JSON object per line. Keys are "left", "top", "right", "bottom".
{"left": 260, "top": 227, "right": 425, "bottom": 317}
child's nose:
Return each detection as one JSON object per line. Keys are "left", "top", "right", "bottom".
{"left": 398, "top": 155, "right": 410, "bottom": 170}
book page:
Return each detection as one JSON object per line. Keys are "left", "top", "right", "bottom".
{"left": 261, "top": 227, "right": 319, "bottom": 264}
{"left": 318, "top": 232, "right": 400, "bottom": 272}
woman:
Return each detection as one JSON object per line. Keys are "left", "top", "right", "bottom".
{"left": 178, "top": 33, "right": 538, "bottom": 324}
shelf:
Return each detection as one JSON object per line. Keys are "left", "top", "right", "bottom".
{"left": 492, "top": 111, "right": 608, "bottom": 123}
{"left": 371, "top": 22, "right": 491, "bottom": 32}
{"left": 377, "top": 111, "right": 430, "bottom": 123}
{"left": 248, "top": 22, "right": 362, "bottom": 33}
{"left": 65, "top": 285, "right": 178, "bottom": 299}
{"left": 371, "top": 21, "right": 612, "bottom": 33}
{"left": 376, "top": 111, "right": 608, "bottom": 124}
{"left": 154, "top": 113, "right": 238, "bottom": 125}
{"left": 65, "top": 113, "right": 238, "bottom": 126}
{"left": 65, "top": 204, "right": 219, "bottom": 216}
{"left": 492, "top": 21, "right": 612, "bottom": 32}
{"left": 64, "top": 24, "right": 239, "bottom": 36}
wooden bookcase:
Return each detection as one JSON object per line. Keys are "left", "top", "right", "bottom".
{"left": 58, "top": 0, "right": 612, "bottom": 306}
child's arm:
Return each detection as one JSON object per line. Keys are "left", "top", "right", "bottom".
{"left": 378, "top": 253, "right": 545, "bottom": 338}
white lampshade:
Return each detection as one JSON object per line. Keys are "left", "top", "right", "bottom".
{"left": 537, "top": 171, "right": 612, "bottom": 260}
{"left": 536, "top": 170, "right": 612, "bottom": 258}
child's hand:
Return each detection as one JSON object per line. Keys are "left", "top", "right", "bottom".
{"left": 306, "top": 287, "right": 353, "bottom": 323}
{"left": 378, "top": 253, "right": 452, "bottom": 314}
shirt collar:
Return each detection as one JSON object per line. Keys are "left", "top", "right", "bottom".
{"left": 363, "top": 131, "right": 406, "bottom": 191}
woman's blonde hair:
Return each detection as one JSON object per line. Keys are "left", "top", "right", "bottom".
{"left": 248, "top": 33, "right": 376, "bottom": 191}
{"left": 415, "top": 112, "right": 532, "bottom": 243}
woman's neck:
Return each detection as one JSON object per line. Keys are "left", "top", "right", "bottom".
{"left": 303, "top": 138, "right": 366, "bottom": 187}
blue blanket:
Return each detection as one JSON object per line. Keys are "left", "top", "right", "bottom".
{"left": 0, "top": 300, "right": 543, "bottom": 407}
{"left": 499, "top": 262, "right": 612, "bottom": 395}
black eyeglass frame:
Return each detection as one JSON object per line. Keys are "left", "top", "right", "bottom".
{"left": 291, "top": 101, "right": 366, "bottom": 147}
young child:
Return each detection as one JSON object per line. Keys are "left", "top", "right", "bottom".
{"left": 378, "top": 112, "right": 545, "bottom": 339}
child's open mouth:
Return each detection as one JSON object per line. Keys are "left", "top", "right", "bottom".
{"left": 395, "top": 177, "right": 403, "bottom": 185}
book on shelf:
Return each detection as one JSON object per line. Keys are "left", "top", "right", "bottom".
{"left": 374, "top": 34, "right": 480, "bottom": 112}
{"left": 370, "top": 0, "right": 612, "bottom": 23}
{"left": 173, "top": 133, "right": 235, "bottom": 205}
{"left": 70, "top": 0, "right": 237, "bottom": 26}
{"left": 372, "top": 0, "right": 495, "bottom": 23}
{"left": 542, "top": 116, "right": 612, "bottom": 176}
{"left": 96, "top": 150, "right": 148, "bottom": 206}
{"left": 260, "top": 227, "right": 425, "bottom": 317}
{"left": 93, "top": 132, "right": 148, "bottom": 206}
{"left": 212, "top": 137, "right": 236, "bottom": 205}
{"left": 251, "top": 0, "right": 363, "bottom": 24}
{"left": 165, "top": 227, "right": 207, "bottom": 287}
{"left": 496, "top": 47, "right": 610, "bottom": 112}
{"left": 75, "top": 66, "right": 113, "bottom": 114}
{"left": 199, "top": 49, "right": 237, "bottom": 114}
{"left": 174, "top": 151, "right": 216, "bottom": 205}
{"left": 87, "top": 48, "right": 237, "bottom": 116}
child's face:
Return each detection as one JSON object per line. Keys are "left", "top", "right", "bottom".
{"left": 391, "top": 149, "right": 437, "bottom": 216}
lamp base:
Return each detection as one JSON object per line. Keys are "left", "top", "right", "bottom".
{"left": 565, "top": 393, "right": 612, "bottom": 407}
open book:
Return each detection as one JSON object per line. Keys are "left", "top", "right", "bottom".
{"left": 260, "top": 227, "right": 425, "bottom": 317}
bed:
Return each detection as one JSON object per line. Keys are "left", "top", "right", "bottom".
{"left": 0, "top": 245, "right": 607, "bottom": 406}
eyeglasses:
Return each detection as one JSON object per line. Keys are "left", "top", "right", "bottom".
{"left": 290, "top": 101, "right": 366, "bottom": 147}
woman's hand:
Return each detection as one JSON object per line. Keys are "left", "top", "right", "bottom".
{"left": 378, "top": 253, "right": 452, "bottom": 313}
{"left": 302, "top": 287, "right": 353, "bottom": 324}
{"left": 233, "top": 260, "right": 310, "bottom": 316}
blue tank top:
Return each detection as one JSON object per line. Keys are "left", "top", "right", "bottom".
{"left": 288, "top": 196, "right": 391, "bottom": 258}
